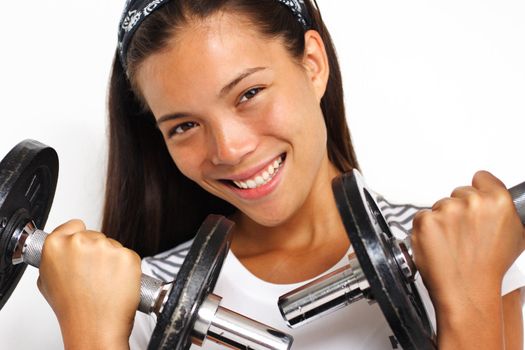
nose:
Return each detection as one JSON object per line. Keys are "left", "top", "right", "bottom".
{"left": 208, "top": 117, "right": 257, "bottom": 166}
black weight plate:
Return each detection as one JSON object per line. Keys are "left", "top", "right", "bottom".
{"left": 332, "top": 170, "right": 435, "bottom": 350}
{"left": 148, "top": 214, "right": 234, "bottom": 350}
{"left": 0, "top": 140, "right": 59, "bottom": 310}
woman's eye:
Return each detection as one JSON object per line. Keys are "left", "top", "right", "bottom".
{"left": 239, "top": 87, "right": 263, "bottom": 104}
{"left": 169, "top": 121, "right": 199, "bottom": 137}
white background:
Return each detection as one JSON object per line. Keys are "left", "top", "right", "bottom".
{"left": 0, "top": 0, "right": 524, "bottom": 348}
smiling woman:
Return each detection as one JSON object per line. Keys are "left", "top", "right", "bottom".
{"left": 28, "top": 0, "right": 525, "bottom": 350}
{"left": 135, "top": 15, "right": 338, "bottom": 230}
{"left": 105, "top": 0, "right": 357, "bottom": 260}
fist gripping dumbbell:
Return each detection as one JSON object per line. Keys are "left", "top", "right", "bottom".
{"left": 279, "top": 170, "right": 525, "bottom": 350}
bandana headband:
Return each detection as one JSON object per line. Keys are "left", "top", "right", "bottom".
{"left": 117, "top": 0, "right": 312, "bottom": 71}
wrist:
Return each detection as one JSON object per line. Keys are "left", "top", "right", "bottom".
{"left": 435, "top": 289, "right": 504, "bottom": 350}
{"left": 59, "top": 317, "right": 131, "bottom": 350}
{"left": 62, "top": 332, "right": 130, "bottom": 350}
{"left": 432, "top": 275, "right": 502, "bottom": 313}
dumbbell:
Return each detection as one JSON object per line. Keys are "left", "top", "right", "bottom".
{"left": 278, "top": 169, "right": 525, "bottom": 350}
{"left": 0, "top": 140, "right": 293, "bottom": 350}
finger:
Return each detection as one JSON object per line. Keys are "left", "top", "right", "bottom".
{"left": 411, "top": 208, "right": 434, "bottom": 240}
{"left": 431, "top": 197, "right": 453, "bottom": 211}
{"left": 79, "top": 230, "right": 109, "bottom": 241}
{"left": 450, "top": 186, "right": 477, "bottom": 199}
{"left": 50, "top": 219, "right": 86, "bottom": 237}
{"left": 472, "top": 170, "right": 507, "bottom": 193}
{"left": 107, "top": 238, "right": 123, "bottom": 248}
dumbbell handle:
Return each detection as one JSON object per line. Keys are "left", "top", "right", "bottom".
{"left": 13, "top": 225, "right": 170, "bottom": 315}
{"left": 509, "top": 181, "right": 525, "bottom": 223}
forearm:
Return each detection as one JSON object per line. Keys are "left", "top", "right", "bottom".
{"left": 60, "top": 320, "right": 131, "bottom": 350}
{"left": 436, "top": 290, "right": 504, "bottom": 350}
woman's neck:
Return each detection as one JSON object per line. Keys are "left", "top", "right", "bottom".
{"left": 230, "top": 160, "right": 352, "bottom": 284}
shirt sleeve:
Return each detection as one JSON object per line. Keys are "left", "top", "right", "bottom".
{"left": 502, "top": 253, "right": 525, "bottom": 295}
{"left": 130, "top": 312, "right": 156, "bottom": 350}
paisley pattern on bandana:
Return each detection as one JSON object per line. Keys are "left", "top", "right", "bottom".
{"left": 117, "top": 0, "right": 312, "bottom": 72}
{"left": 275, "top": 0, "right": 311, "bottom": 29}
{"left": 117, "top": 0, "right": 171, "bottom": 69}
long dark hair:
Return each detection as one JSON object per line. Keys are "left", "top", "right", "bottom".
{"left": 103, "top": 0, "right": 359, "bottom": 257}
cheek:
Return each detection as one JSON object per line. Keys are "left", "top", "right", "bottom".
{"left": 168, "top": 146, "right": 203, "bottom": 182}
{"left": 269, "top": 87, "right": 327, "bottom": 143}
{"left": 263, "top": 91, "right": 304, "bottom": 132}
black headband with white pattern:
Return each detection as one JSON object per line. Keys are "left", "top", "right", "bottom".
{"left": 117, "top": 0, "right": 312, "bottom": 71}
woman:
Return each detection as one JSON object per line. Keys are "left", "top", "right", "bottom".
{"left": 37, "top": 0, "right": 525, "bottom": 349}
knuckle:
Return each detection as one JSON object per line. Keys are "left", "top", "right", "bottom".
{"left": 67, "top": 231, "right": 104, "bottom": 249}
{"left": 473, "top": 170, "right": 490, "bottom": 182}
{"left": 122, "top": 248, "right": 141, "bottom": 263}
{"left": 434, "top": 197, "right": 464, "bottom": 216}
{"left": 431, "top": 198, "right": 446, "bottom": 211}
{"left": 492, "top": 189, "right": 513, "bottom": 212}
{"left": 42, "top": 231, "right": 66, "bottom": 253}
{"left": 412, "top": 210, "right": 436, "bottom": 234}
{"left": 50, "top": 219, "right": 86, "bottom": 236}
{"left": 67, "top": 219, "right": 87, "bottom": 231}
{"left": 449, "top": 187, "right": 462, "bottom": 198}
{"left": 464, "top": 191, "right": 482, "bottom": 210}
{"left": 118, "top": 249, "right": 142, "bottom": 275}
{"left": 68, "top": 231, "right": 88, "bottom": 246}
{"left": 472, "top": 170, "right": 497, "bottom": 186}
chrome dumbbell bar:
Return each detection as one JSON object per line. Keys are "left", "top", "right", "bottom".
{"left": 280, "top": 180, "right": 525, "bottom": 328}
{"left": 11, "top": 221, "right": 292, "bottom": 350}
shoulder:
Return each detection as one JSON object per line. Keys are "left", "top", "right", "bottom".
{"left": 141, "top": 239, "right": 194, "bottom": 282}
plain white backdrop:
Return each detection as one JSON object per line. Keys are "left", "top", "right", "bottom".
{"left": 0, "top": 1, "right": 524, "bottom": 348}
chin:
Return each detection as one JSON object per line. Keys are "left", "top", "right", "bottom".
{"left": 246, "top": 207, "right": 293, "bottom": 228}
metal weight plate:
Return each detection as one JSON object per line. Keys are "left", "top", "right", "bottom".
{"left": 0, "top": 140, "right": 59, "bottom": 309}
{"left": 148, "top": 214, "right": 234, "bottom": 350}
{"left": 332, "top": 170, "right": 435, "bottom": 350}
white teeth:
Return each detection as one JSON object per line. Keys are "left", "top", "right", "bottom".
{"left": 255, "top": 176, "right": 264, "bottom": 185}
{"left": 233, "top": 180, "right": 247, "bottom": 189}
{"left": 231, "top": 155, "right": 284, "bottom": 190}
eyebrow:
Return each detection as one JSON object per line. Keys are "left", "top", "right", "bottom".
{"left": 157, "top": 66, "right": 267, "bottom": 125}
{"left": 219, "top": 66, "right": 267, "bottom": 97}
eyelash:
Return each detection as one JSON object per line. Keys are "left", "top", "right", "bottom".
{"left": 168, "top": 121, "right": 199, "bottom": 137}
{"left": 238, "top": 87, "right": 263, "bottom": 104}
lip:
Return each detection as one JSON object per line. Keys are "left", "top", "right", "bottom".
{"left": 222, "top": 154, "right": 285, "bottom": 201}
{"left": 224, "top": 154, "right": 284, "bottom": 182}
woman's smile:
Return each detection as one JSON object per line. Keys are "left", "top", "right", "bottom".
{"left": 220, "top": 153, "right": 286, "bottom": 200}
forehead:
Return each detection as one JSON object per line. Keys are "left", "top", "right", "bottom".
{"left": 135, "top": 12, "right": 293, "bottom": 113}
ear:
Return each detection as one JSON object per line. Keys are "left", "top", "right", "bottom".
{"left": 302, "top": 30, "right": 330, "bottom": 101}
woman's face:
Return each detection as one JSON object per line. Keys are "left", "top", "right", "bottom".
{"left": 136, "top": 12, "right": 334, "bottom": 227}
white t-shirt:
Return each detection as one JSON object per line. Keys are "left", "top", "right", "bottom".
{"left": 130, "top": 195, "right": 525, "bottom": 350}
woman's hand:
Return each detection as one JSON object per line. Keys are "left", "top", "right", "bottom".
{"left": 411, "top": 170, "right": 525, "bottom": 349}
{"left": 37, "top": 220, "right": 142, "bottom": 350}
